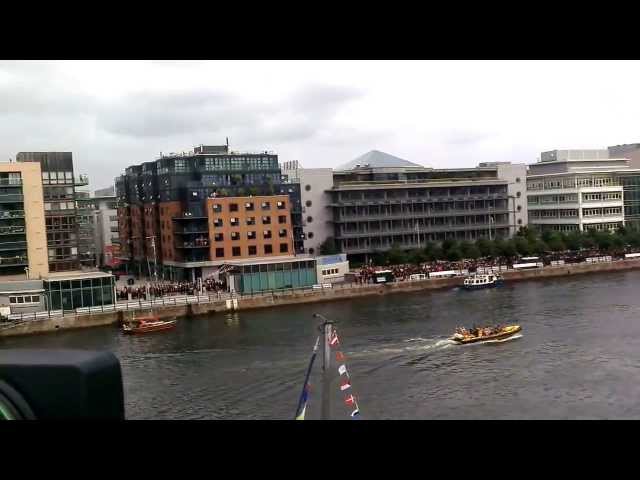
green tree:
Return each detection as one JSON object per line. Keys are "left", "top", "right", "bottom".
{"left": 564, "top": 231, "right": 582, "bottom": 251}
{"left": 541, "top": 230, "right": 554, "bottom": 244}
{"left": 465, "top": 244, "right": 482, "bottom": 259}
{"left": 387, "top": 244, "right": 408, "bottom": 265}
{"left": 319, "top": 237, "right": 339, "bottom": 255}
{"left": 581, "top": 231, "right": 596, "bottom": 249}
{"left": 476, "top": 238, "right": 495, "bottom": 257}
{"left": 446, "top": 247, "right": 462, "bottom": 261}
{"left": 496, "top": 239, "right": 517, "bottom": 258}
{"left": 442, "top": 238, "right": 458, "bottom": 253}
{"left": 611, "top": 234, "right": 625, "bottom": 251}
{"left": 529, "top": 239, "right": 548, "bottom": 255}
{"left": 514, "top": 236, "right": 530, "bottom": 256}
{"left": 459, "top": 240, "right": 474, "bottom": 258}
{"left": 595, "top": 232, "right": 613, "bottom": 251}
{"left": 547, "top": 234, "right": 566, "bottom": 252}
{"left": 408, "top": 248, "right": 427, "bottom": 265}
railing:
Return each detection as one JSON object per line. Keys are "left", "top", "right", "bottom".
{"left": 335, "top": 208, "right": 509, "bottom": 222}
{"left": 176, "top": 241, "right": 210, "bottom": 248}
{"left": 6, "top": 255, "right": 640, "bottom": 324}
{"left": 0, "top": 194, "right": 24, "bottom": 203}
{"left": 74, "top": 174, "right": 89, "bottom": 186}
{"left": 0, "top": 226, "right": 25, "bottom": 235}
{"left": 0, "top": 178, "right": 22, "bottom": 186}
{"left": 0, "top": 241, "right": 27, "bottom": 251}
{"left": 0, "top": 210, "right": 25, "bottom": 219}
{"left": 0, "top": 256, "right": 28, "bottom": 266}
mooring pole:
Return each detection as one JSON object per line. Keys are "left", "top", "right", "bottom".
{"left": 314, "top": 313, "right": 334, "bottom": 421}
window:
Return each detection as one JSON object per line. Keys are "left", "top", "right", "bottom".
{"left": 248, "top": 245, "right": 257, "bottom": 255}
{"left": 518, "top": 219, "right": 523, "bottom": 225}
{"left": 214, "top": 219, "right": 223, "bottom": 228}
{"left": 264, "top": 244, "right": 273, "bottom": 254}
{"left": 247, "top": 231, "right": 256, "bottom": 240}
{"left": 261, "top": 201, "right": 271, "bottom": 210}
{"left": 305, "top": 185, "right": 311, "bottom": 191}
{"left": 230, "top": 217, "right": 239, "bottom": 227}
{"left": 215, "top": 248, "right": 225, "bottom": 258}
{"left": 516, "top": 177, "right": 521, "bottom": 183}
{"left": 232, "top": 246, "right": 241, "bottom": 257}
{"left": 245, "top": 202, "right": 254, "bottom": 211}
{"left": 306, "top": 200, "right": 312, "bottom": 207}
{"left": 44, "top": 203, "right": 51, "bottom": 211}
{"left": 277, "top": 201, "right": 286, "bottom": 210}
{"left": 262, "top": 216, "right": 271, "bottom": 225}
{"left": 307, "top": 216, "right": 313, "bottom": 223}
{"left": 213, "top": 204, "right": 222, "bottom": 213}
{"left": 247, "top": 217, "right": 256, "bottom": 226}
{"left": 174, "top": 159, "right": 187, "bottom": 172}
{"left": 230, "top": 203, "right": 239, "bottom": 212}
{"left": 279, "top": 229, "right": 287, "bottom": 238}
{"left": 9, "top": 295, "right": 40, "bottom": 304}
{"left": 231, "top": 232, "right": 240, "bottom": 241}
{"left": 517, "top": 205, "right": 522, "bottom": 212}
{"left": 516, "top": 191, "right": 521, "bottom": 198}
{"left": 308, "top": 248, "right": 315, "bottom": 255}
{"left": 280, "top": 243, "right": 288, "bottom": 253}
{"left": 278, "top": 215, "right": 287, "bottom": 224}
{"left": 308, "top": 232, "right": 314, "bottom": 239}
{"left": 264, "top": 230, "right": 272, "bottom": 239}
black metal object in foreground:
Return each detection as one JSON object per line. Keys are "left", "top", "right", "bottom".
{"left": 0, "top": 349, "right": 125, "bottom": 419}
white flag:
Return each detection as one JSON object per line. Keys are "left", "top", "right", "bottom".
{"left": 338, "top": 364, "right": 348, "bottom": 376}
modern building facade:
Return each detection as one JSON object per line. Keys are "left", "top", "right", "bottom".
{"left": 16, "top": 152, "right": 90, "bottom": 272}
{"left": 116, "top": 144, "right": 303, "bottom": 281}
{"left": 608, "top": 144, "right": 640, "bottom": 230}
{"left": 89, "top": 188, "right": 119, "bottom": 268}
{"left": 526, "top": 149, "right": 637, "bottom": 233}
{"left": 328, "top": 151, "right": 526, "bottom": 259}
{"left": 0, "top": 162, "right": 49, "bottom": 278}
{"left": 281, "top": 160, "right": 334, "bottom": 255}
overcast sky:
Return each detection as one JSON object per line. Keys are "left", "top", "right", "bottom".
{"left": 1, "top": 60, "right": 639, "bottom": 191}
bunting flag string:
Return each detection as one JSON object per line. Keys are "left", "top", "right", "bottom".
{"left": 328, "top": 325, "right": 362, "bottom": 419}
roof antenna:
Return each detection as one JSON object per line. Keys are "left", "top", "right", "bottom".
{"left": 226, "top": 137, "right": 229, "bottom": 147}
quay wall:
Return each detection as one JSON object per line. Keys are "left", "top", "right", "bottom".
{"left": 2, "top": 259, "right": 640, "bottom": 338}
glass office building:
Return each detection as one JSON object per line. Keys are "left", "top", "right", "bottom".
{"left": 230, "top": 259, "right": 317, "bottom": 294}
{"left": 44, "top": 273, "right": 115, "bottom": 311}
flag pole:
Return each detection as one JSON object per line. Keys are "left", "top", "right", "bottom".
{"left": 294, "top": 335, "right": 320, "bottom": 420}
{"left": 314, "top": 313, "right": 335, "bottom": 420}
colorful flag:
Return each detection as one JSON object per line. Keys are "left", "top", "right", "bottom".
{"left": 345, "top": 394, "right": 356, "bottom": 406}
{"left": 330, "top": 332, "right": 340, "bottom": 347}
{"left": 296, "top": 404, "right": 307, "bottom": 420}
{"left": 335, "top": 351, "right": 345, "bottom": 362}
{"left": 351, "top": 408, "right": 360, "bottom": 418}
{"left": 340, "top": 380, "right": 351, "bottom": 391}
{"left": 338, "top": 364, "right": 348, "bottom": 376}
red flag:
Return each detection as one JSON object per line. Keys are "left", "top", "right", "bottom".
{"left": 335, "top": 351, "right": 345, "bottom": 362}
{"left": 340, "top": 379, "right": 351, "bottom": 391}
{"left": 344, "top": 394, "right": 356, "bottom": 406}
{"left": 329, "top": 332, "right": 339, "bottom": 347}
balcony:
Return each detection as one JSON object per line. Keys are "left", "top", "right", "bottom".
{"left": 334, "top": 207, "right": 509, "bottom": 222}
{"left": 0, "top": 210, "right": 25, "bottom": 219}
{"left": 0, "top": 255, "right": 28, "bottom": 266}
{"left": 0, "top": 225, "right": 25, "bottom": 235}
{"left": 0, "top": 194, "right": 24, "bottom": 203}
{"left": 176, "top": 239, "right": 210, "bottom": 249}
{"left": 335, "top": 222, "right": 511, "bottom": 239}
{"left": 74, "top": 174, "right": 89, "bottom": 186}
{"left": 0, "top": 241, "right": 27, "bottom": 251}
{"left": 0, "top": 178, "right": 22, "bottom": 187}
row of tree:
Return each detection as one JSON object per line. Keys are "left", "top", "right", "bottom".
{"left": 319, "top": 226, "right": 640, "bottom": 266}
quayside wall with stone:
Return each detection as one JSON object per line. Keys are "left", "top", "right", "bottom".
{"left": 2, "top": 258, "right": 639, "bottom": 338}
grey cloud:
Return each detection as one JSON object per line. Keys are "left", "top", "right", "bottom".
{"left": 443, "top": 130, "right": 494, "bottom": 146}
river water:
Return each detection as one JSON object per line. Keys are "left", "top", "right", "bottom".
{"left": 3, "top": 270, "right": 640, "bottom": 419}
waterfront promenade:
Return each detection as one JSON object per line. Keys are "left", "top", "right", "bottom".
{"left": 2, "top": 256, "right": 640, "bottom": 338}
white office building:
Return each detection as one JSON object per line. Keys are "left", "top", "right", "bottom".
{"left": 527, "top": 149, "right": 635, "bottom": 233}
{"left": 281, "top": 161, "right": 334, "bottom": 255}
